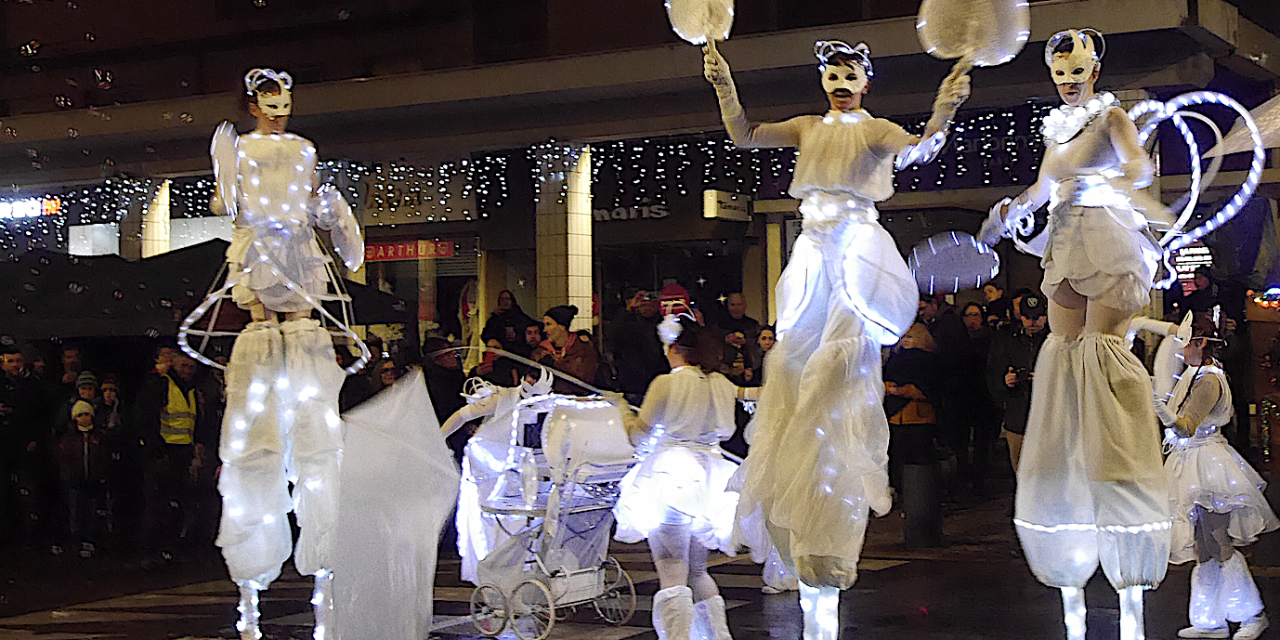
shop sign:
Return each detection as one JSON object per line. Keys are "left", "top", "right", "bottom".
{"left": 365, "top": 239, "right": 455, "bottom": 262}
{"left": 0, "top": 196, "right": 61, "bottom": 220}
{"left": 592, "top": 203, "right": 670, "bottom": 222}
{"left": 703, "top": 190, "right": 751, "bottom": 221}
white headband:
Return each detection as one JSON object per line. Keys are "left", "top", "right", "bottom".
{"left": 815, "top": 40, "right": 874, "bottom": 78}
{"left": 1044, "top": 29, "right": 1105, "bottom": 85}
{"left": 244, "top": 68, "right": 294, "bottom": 96}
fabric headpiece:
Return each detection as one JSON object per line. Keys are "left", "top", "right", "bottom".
{"left": 1044, "top": 29, "right": 1104, "bottom": 85}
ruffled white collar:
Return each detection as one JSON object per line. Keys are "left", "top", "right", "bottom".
{"left": 1041, "top": 92, "right": 1117, "bottom": 144}
{"left": 822, "top": 109, "right": 870, "bottom": 125}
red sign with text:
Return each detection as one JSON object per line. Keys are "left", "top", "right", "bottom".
{"left": 365, "top": 240, "right": 455, "bottom": 262}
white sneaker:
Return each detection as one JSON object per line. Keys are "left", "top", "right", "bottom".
{"left": 1235, "top": 613, "right": 1269, "bottom": 640}
{"left": 1179, "top": 626, "right": 1230, "bottom": 639}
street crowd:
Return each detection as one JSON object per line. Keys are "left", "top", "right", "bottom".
{"left": 0, "top": 268, "right": 1249, "bottom": 561}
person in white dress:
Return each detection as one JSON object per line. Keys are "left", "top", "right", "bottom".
{"left": 978, "top": 30, "right": 1171, "bottom": 640}
{"left": 702, "top": 39, "right": 969, "bottom": 640}
{"left": 1156, "top": 313, "right": 1277, "bottom": 640}
{"left": 440, "top": 368, "right": 554, "bottom": 585}
{"left": 613, "top": 316, "right": 755, "bottom": 640}
{"left": 201, "top": 68, "right": 364, "bottom": 640}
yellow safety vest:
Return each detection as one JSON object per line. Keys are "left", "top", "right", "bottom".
{"left": 159, "top": 378, "right": 197, "bottom": 445}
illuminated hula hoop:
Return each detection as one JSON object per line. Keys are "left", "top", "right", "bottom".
{"left": 1128, "top": 92, "right": 1265, "bottom": 253}
{"left": 178, "top": 232, "right": 372, "bottom": 375}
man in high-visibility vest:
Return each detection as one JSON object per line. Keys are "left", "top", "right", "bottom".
{"left": 139, "top": 351, "right": 209, "bottom": 560}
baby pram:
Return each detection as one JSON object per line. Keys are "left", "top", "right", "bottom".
{"left": 468, "top": 395, "right": 639, "bottom": 639}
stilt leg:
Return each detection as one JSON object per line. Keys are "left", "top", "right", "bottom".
{"left": 236, "top": 580, "right": 263, "bottom": 640}
{"left": 1061, "top": 587, "right": 1087, "bottom": 640}
{"left": 1119, "top": 586, "right": 1146, "bottom": 640}
{"left": 800, "top": 582, "right": 840, "bottom": 640}
{"left": 312, "top": 569, "right": 333, "bottom": 640}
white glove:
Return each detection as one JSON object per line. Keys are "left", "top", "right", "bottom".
{"left": 1128, "top": 316, "right": 1177, "bottom": 338}
{"left": 1153, "top": 395, "right": 1178, "bottom": 428}
{"left": 703, "top": 46, "right": 732, "bottom": 89}
{"left": 978, "top": 198, "right": 1012, "bottom": 246}
{"left": 703, "top": 46, "right": 743, "bottom": 120}
{"left": 926, "top": 68, "right": 971, "bottom": 132}
{"left": 1176, "top": 312, "right": 1194, "bottom": 343}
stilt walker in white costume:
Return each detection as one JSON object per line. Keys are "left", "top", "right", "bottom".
{"left": 180, "top": 68, "right": 367, "bottom": 640}
{"left": 1150, "top": 312, "right": 1278, "bottom": 640}
{"left": 612, "top": 315, "right": 755, "bottom": 640}
{"left": 977, "top": 29, "right": 1179, "bottom": 640}
{"left": 703, "top": 40, "right": 970, "bottom": 640}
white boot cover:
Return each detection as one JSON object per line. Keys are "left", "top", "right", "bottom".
{"left": 217, "top": 322, "right": 292, "bottom": 588}
{"left": 1119, "top": 586, "right": 1147, "bottom": 640}
{"left": 693, "top": 596, "right": 733, "bottom": 640}
{"left": 282, "top": 319, "right": 346, "bottom": 577}
{"left": 653, "top": 585, "right": 694, "bottom": 640}
{"left": 1062, "top": 587, "right": 1087, "bottom": 640}
{"left": 800, "top": 582, "right": 840, "bottom": 640}
{"left": 1221, "top": 553, "right": 1265, "bottom": 624}
{"left": 1190, "top": 560, "right": 1227, "bottom": 631}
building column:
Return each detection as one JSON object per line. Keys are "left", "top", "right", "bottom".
{"left": 536, "top": 143, "right": 593, "bottom": 332}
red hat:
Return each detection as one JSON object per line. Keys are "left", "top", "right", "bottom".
{"left": 659, "top": 283, "right": 691, "bottom": 317}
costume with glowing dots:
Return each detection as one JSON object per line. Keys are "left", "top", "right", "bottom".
{"left": 177, "top": 68, "right": 368, "bottom": 640}
{"left": 705, "top": 37, "right": 967, "bottom": 640}
{"left": 612, "top": 315, "right": 744, "bottom": 640}
{"left": 1152, "top": 313, "right": 1277, "bottom": 640}
{"left": 972, "top": 28, "right": 1265, "bottom": 640}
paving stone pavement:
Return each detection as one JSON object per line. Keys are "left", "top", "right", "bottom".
{"left": 2, "top": 490, "right": 1279, "bottom": 639}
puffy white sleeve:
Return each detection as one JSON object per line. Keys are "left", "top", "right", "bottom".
{"left": 637, "top": 374, "right": 671, "bottom": 433}
{"left": 210, "top": 122, "right": 239, "bottom": 217}
{"left": 1170, "top": 373, "right": 1226, "bottom": 436}
{"left": 312, "top": 184, "right": 365, "bottom": 272}
{"left": 708, "top": 373, "right": 739, "bottom": 442}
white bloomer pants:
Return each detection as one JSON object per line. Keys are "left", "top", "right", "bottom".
{"left": 1014, "top": 333, "right": 1170, "bottom": 591}
{"left": 216, "top": 319, "right": 346, "bottom": 586}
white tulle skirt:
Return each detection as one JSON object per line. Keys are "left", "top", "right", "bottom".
{"left": 731, "top": 198, "right": 916, "bottom": 589}
{"left": 1166, "top": 433, "right": 1280, "bottom": 564}
{"left": 613, "top": 443, "right": 739, "bottom": 554}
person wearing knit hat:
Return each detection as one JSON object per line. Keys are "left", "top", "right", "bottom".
{"left": 535, "top": 305, "right": 600, "bottom": 393}
{"left": 61, "top": 397, "right": 109, "bottom": 558}
{"left": 76, "top": 371, "right": 98, "bottom": 391}
{"left": 71, "top": 400, "right": 95, "bottom": 422}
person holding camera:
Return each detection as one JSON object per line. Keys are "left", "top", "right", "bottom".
{"left": 986, "top": 292, "right": 1049, "bottom": 472}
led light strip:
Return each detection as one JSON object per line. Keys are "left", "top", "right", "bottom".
{"left": 1014, "top": 518, "right": 1172, "bottom": 534}
{"left": 1131, "top": 92, "right": 1265, "bottom": 254}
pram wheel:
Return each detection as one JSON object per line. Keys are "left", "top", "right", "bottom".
{"left": 510, "top": 579, "right": 555, "bottom": 640}
{"left": 593, "top": 557, "right": 637, "bottom": 625}
{"left": 469, "top": 584, "right": 509, "bottom": 636}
